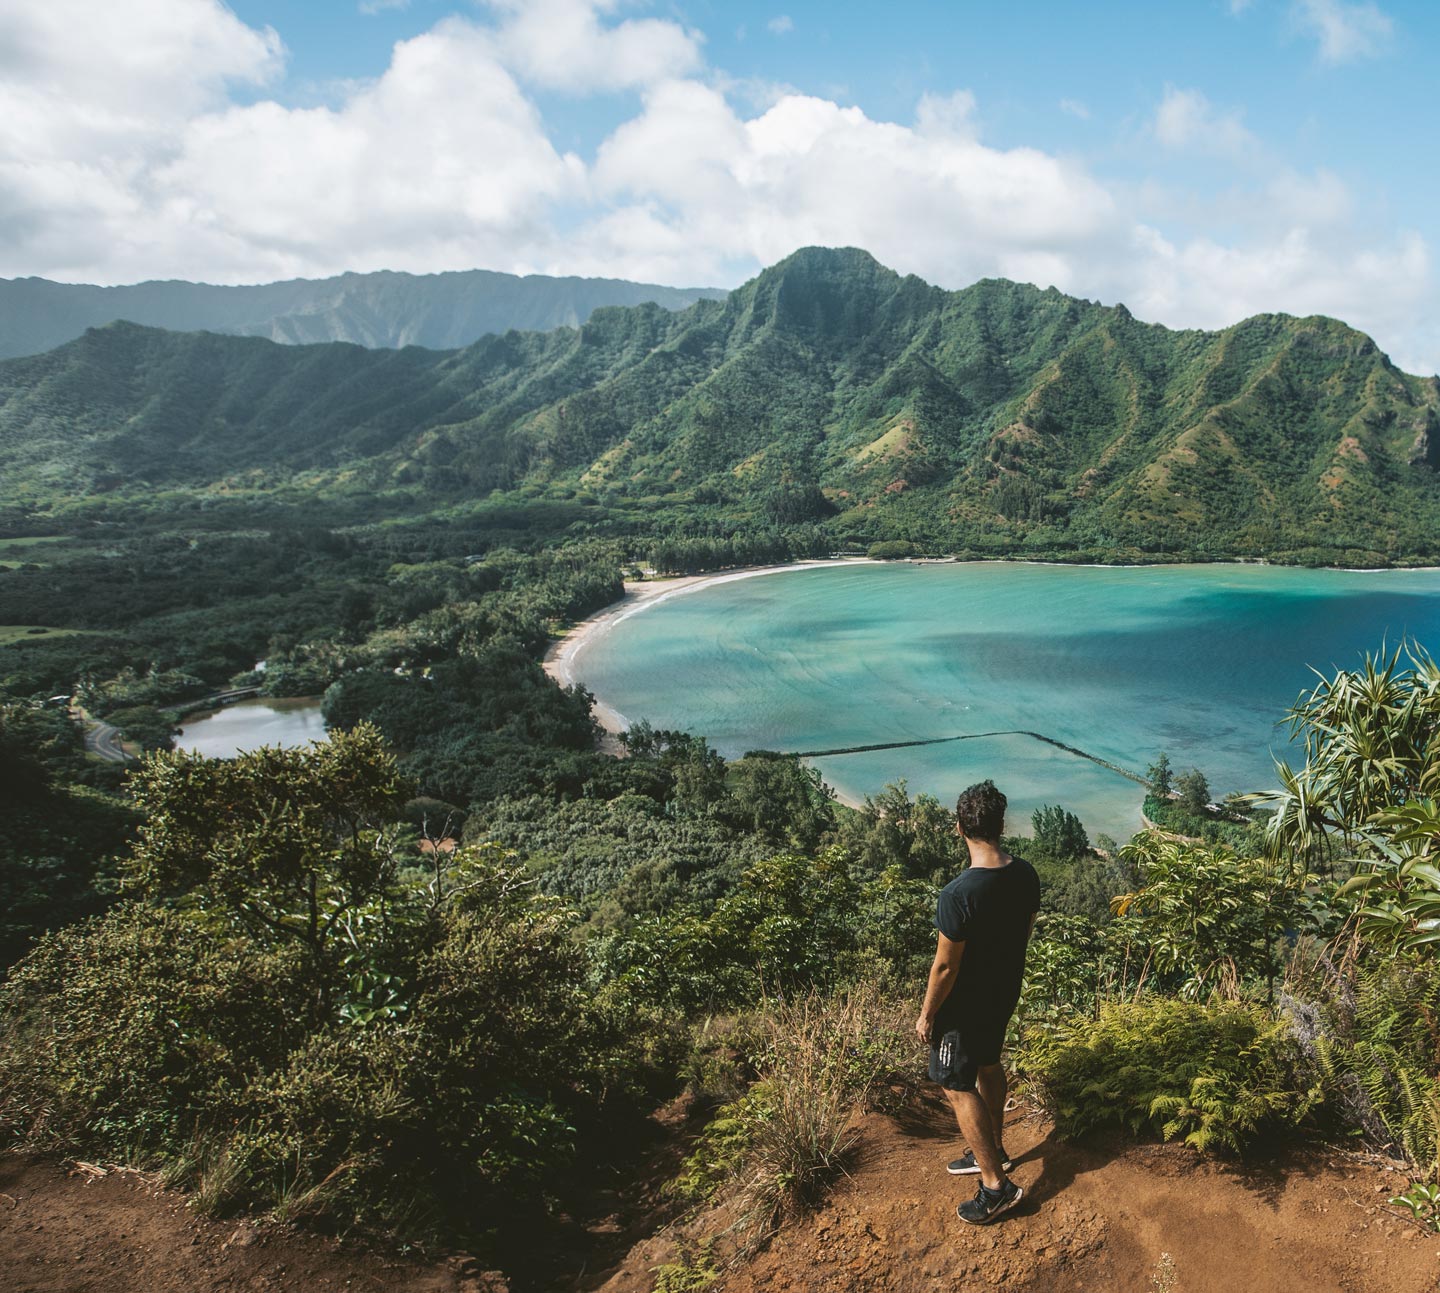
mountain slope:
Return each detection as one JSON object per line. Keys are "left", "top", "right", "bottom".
{"left": 2, "top": 247, "right": 1437, "bottom": 563}
{"left": 0, "top": 268, "right": 726, "bottom": 359}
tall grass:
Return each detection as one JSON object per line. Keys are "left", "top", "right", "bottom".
{"left": 677, "top": 987, "right": 915, "bottom": 1247}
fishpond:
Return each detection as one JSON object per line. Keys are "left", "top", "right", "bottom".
{"left": 175, "top": 697, "right": 326, "bottom": 759}
{"left": 571, "top": 561, "right": 1440, "bottom": 839}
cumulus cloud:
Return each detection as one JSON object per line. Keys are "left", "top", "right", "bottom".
{"left": 588, "top": 83, "right": 1116, "bottom": 289}
{"left": 0, "top": 0, "right": 1433, "bottom": 372}
{"left": 0, "top": 0, "right": 283, "bottom": 278}
{"left": 1292, "top": 0, "right": 1393, "bottom": 64}
{"left": 157, "top": 18, "right": 585, "bottom": 279}
{"left": 483, "top": 0, "right": 703, "bottom": 92}
{"left": 1153, "top": 86, "right": 1258, "bottom": 159}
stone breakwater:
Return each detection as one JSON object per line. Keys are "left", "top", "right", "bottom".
{"left": 789, "top": 729, "right": 1148, "bottom": 786}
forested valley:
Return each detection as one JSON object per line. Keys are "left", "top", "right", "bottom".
{"left": 5, "top": 248, "right": 1440, "bottom": 1288}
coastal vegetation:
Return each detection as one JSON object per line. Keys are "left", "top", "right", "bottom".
{"left": 4, "top": 247, "right": 1440, "bottom": 1279}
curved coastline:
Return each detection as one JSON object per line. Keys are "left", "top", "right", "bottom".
{"left": 543, "top": 557, "right": 879, "bottom": 737}
{"left": 543, "top": 556, "right": 1440, "bottom": 820}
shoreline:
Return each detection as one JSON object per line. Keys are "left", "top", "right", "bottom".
{"left": 544, "top": 553, "right": 1440, "bottom": 718}
{"left": 543, "top": 553, "right": 1440, "bottom": 810}
{"left": 543, "top": 557, "right": 879, "bottom": 736}
{"left": 543, "top": 557, "right": 879, "bottom": 802}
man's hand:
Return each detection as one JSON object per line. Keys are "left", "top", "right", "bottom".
{"left": 917, "top": 931, "right": 964, "bottom": 1048}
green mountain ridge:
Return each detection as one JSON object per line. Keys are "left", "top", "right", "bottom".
{"left": 0, "top": 267, "right": 727, "bottom": 360}
{"left": 3, "top": 246, "right": 1438, "bottom": 563}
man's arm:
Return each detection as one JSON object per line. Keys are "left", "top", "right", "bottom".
{"left": 915, "top": 930, "right": 965, "bottom": 1044}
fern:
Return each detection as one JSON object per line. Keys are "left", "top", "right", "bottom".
{"left": 1289, "top": 953, "right": 1440, "bottom": 1173}
{"left": 1020, "top": 999, "right": 1316, "bottom": 1153}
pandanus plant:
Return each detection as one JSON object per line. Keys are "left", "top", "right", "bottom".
{"left": 1252, "top": 643, "right": 1440, "bottom": 952}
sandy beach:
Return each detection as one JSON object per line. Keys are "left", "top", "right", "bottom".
{"left": 542, "top": 557, "right": 879, "bottom": 752}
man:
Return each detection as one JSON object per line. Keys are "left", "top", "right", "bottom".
{"left": 915, "top": 779, "right": 1041, "bottom": 1225}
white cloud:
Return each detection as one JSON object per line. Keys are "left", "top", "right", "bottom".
{"left": 1292, "top": 0, "right": 1393, "bottom": 64}
{"left": 0, "top": 0, "right": 283, "bottom": 278}
{"left": 768, "top": 15, "right": 795, "bottom": 36}
{"left": 915, "top": 90, "right": 979, "bottom": 139}
{"left": 156, "top": 19, "right": 585, "bottom": 279}
{"left": 1122, "top": 226, "right": 1429, "bottom": 366}
{"left": 1059, "top": 98, "right": 1090, "bottom": 120}
{"left": 483, "top": 0, "right": 703, "bottom": 92}
{"left": 589, "top": 83, "right": 1116, "bottom": 289}
{"left": 0, "top": 0, "right": 1433, "bottom": 373}
{"left": 1153, "top": 86, "right": 1258, "bottom": 159}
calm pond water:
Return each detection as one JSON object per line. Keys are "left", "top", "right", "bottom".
{"left": 573, "top": 562, "right": 1440, "bottom": 840}
{"left": 175, "top": 697, "right": 326, "bottom": 759}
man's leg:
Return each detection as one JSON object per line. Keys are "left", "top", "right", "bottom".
{"left": 976, "top": 1062, "right": 1008, "bottom": 1152}
{"left": 943, "top": 1087, "right": 1006, "bottom": 1192}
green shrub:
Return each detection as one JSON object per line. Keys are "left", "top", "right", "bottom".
{"left": 1020, "top": 998, "right": 1320, "bottom": 1152}
{"left": 0, "top": 822, "right": 681, "bottom": 1241}
{"left": 864, "top": 540, "right": 919, "bottom": 560}
{"left": 0, "top": 903, "right": 306, "bottom": 1151}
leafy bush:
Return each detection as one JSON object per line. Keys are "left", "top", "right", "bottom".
{"left": 0, "top": 903, "right": 307, "bottom": 1149}
{"left": 0, "top": 731, "right": 682, "bottom": 1241}
{"left": 864, "top": 540, "right": 919, "bottom": 559}
{"left": 1114, "top": 832, "right": 1318, "bottom": 1000}
{"left": 1020, "top": 999, "right": 1320, "bottom": 1152}
{"left": 593, "top": 849, "right": 935, "bottom": 1013}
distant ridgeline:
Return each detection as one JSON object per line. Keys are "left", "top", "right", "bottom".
{"left": 1, "top": 246, "right": 1438, "bottom": 564}
{"left": 0, "top": 268, "right": 727, "bottom": 359}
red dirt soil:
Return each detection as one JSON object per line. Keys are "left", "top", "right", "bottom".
{"left": 0, "top": 1153, "right": 503, "bottom": 1293}
{"left": 7, "top": 1092, "right": 1440, "bottom": 1293}
{"left": 597, "top": 1092, "right": 1440, "bottom": 1293}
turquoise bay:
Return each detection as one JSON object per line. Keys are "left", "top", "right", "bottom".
{"left": 573, "top": 562, "right": 1440, "bottom": 840}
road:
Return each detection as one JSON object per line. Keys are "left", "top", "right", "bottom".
{"left": 78, "top": 711, "right": 132, "bottom": 763}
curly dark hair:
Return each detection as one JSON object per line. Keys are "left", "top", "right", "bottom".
{"left": 955, "top": 779, "right": 1007, "bottom": 842}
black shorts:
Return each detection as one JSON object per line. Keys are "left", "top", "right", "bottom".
{"left": 928, "top": 1017, "right": 1007, "bottom": 1092}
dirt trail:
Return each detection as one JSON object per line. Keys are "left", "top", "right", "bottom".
{"left": 598, "top": 1093, "right": 1440, "bottom": 1293}
{"left": 7, "top": 1094, "right": 1439, "bottom": 1293}
{"left": 0, "top": 1153, "right": 498, "bottom": 1293}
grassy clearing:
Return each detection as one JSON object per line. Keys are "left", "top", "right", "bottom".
{"left": 0, "top": 535, "right": 69, "bottom": 567}
{"left": 0, "top": 625, "right": 99, "bottom": 646}
{"left": 0, "top": 536, "right": 68, "bottom": 550}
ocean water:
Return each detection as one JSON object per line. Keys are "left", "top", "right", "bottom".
{"left": 572, "top": 562, "right": 1440, "bottom": 840}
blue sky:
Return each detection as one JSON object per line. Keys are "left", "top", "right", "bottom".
{"left": 4, "top": 1, "right": 1437, "bottom": 371}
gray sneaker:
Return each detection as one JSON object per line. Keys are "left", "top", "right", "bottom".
{"left": 947, "top": 1148, "right": 1013, "bottom": 1175}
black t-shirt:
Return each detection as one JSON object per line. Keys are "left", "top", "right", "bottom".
{"left": 934, "top": 856, "right": 1041, "bottom": 1029}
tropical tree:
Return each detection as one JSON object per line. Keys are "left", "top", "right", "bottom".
{"left": 125, "top": 723, "right": 409, "bottom": 1015}
{"left": 1031, "top": 804, "right": 1090, "bottom": 860}
{"left": 1114, "top": 832, "right": 1315, "bottom": 1001}
{"left": 1176, "top": 769, "right": 1211, "bottom": 817}
{"left": 1255, "top": 644, "right": 1440, "bottom": 868}
{"left": 1146, "top": 752, "right": 1174, "bottom": 800}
